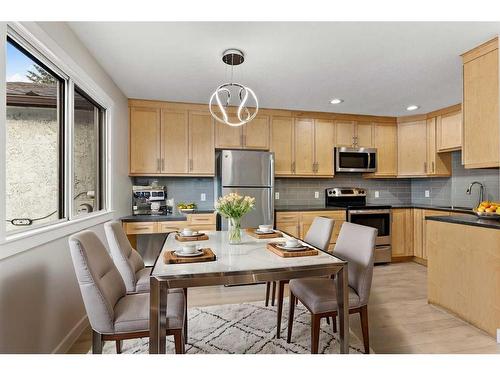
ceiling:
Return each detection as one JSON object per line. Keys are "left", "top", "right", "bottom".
{"left": 69, "top": 22, "right": 500, "bottom": 116}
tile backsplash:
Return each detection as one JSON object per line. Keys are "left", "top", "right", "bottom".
{"left": 132, "top": 177, "right": 215, "bottom": 210}
{"left": 411, "top": 152, "right": 500, "bottom": 208}
{"left": 275, "top": 176, "right": 412, "bottom": 207}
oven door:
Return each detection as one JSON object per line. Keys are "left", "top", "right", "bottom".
{"left": 347, "top": 209, "right": 391, "bottom": 246}
{"left": 335, "top": 147, "right": 377, "bottom": 173}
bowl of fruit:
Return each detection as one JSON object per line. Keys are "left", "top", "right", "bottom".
{"left": 177, "top": 202, "right": 197, "bottom": 213}
{"left": 473, "top": 201, "right": 500, "bottom": 220}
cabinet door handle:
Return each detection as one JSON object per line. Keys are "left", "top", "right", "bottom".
{"left": 189, "top": 159, "right": 193, "bottom": 171}
{"left": 424, "top": 162, "right": 427, "bottom": 173}
{"left": 432, "top": 161, "right": 435, "bottom": 173}
{"left": 133, "top": 226, "right": 150, "bottom": 230}
{"left": 161, "top": 158, "right": 165, "bottom": 171}
{"left": 242, "top": 134, "right": 246, "bottom": 147}
{"left": 292, "top": 162, "right": 296, "bottom": 173}
{"left": 157, "top": 158, "right": 160, "bottom": 171}
{"left": 240, "top": 134, "right": 244, "bottom": 147}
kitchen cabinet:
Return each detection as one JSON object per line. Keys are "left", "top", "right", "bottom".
{"left": 123, "top": 213, "right": 216, "bottom": 237}
{"left": 313, "top": 119, "right": 335, "bottom": 176}
{"left": 215, "top": 115, "right": 270, "bottom": 150}
{"left": 391, "top": 208, "right": 413, "bottom": 259}
{"left": 413, "top": 209, "right": 451, "bottom": 262}
{"left": 462, "top": 37, "right": 499, "bottom": 169}
{"left": 426, "top": 117, "right": 452, "bottom": 176}
{"left": 364, "top": 122, "right": 398, "bottom": 178}
{"left": 294, "top": 118, "right": 315, "bottom": 176}
{"left": 271, "top": 116, "right": 295, "bottom": 175}
{"left": 129, "top": 107, "right": 161, "bottom": 174}
{"left": 335, "top": 120, "right": 373, "bottom": 147}
{"left": 436, "top": 109, "right": 462, "bottom": 152}
{"left": 276, "top": 210, "right": 345, "bottom": 250}
{"left": 188, "top": 111, "right": 215, "bottom": 175}
{"left": 397, "top": 119, "right": 428, "bottom": 176}
{"left": 161, "top": 109, "right": 189, "bottom": 174}
{"left": 130, "top": 104, "right": 215, "bottom": 176}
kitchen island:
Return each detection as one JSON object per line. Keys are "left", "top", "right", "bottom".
{"left": 426, "top": 215, "right": 500, "bottom": 337}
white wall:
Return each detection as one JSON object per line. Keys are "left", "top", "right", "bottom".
{"left": 0, "top": 22, "right": 131, "bottom": 353}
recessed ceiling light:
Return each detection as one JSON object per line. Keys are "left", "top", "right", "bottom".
{"left": 406, "top": 105, "right": 420, "bottom": 111}
{"left": 330, "top": 98, "right": 344, "bottom": 104}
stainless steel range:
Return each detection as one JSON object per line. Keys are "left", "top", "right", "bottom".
{"left": 325, "top": 187, "right": 392, "bottom": 263}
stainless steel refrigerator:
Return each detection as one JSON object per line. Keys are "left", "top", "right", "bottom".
{"left": 216, "top": 150, "right": 274, "bottom": 230}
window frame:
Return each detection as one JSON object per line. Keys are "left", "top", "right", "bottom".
{"left": 2, "top": 23, "right": 113, "bottom": 248}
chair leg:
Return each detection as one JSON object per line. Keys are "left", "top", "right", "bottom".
{"left": 311, "top": 314, "right": 321, "bottom": 354}
{"left": 287, "top": 292, "right": 296, "bottom": 343}
{"left": 276, "top": 280, "right": 286, "bottom": 338}
{"left": 332, "top": 315, "right": 337, "bottom": 334}
{"left": 183, "top": 288, "right": 188, "bottom": 342}
{"left": 265, "top": 282, "right": 271, "bottom": 306}
{"left": 115, "top": 340, "right": 122, "bottom": 354}
{"left": 271, "top": 281, "right": 276, "bottom": 306}
{"left": 359, "top": 305, "right": 370, "bottom": 354}
{"left": 92, "top": 330, "right": 103, "bottom": 354}
{"left": 174, "top": 330, "right": 185, "bottom": 354}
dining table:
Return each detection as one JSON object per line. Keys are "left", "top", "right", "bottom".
{"left": 149, "top": 230, "right": 349, "bottom": 354}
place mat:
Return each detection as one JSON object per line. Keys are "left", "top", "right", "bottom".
{"left": 164, "top": 248, "right": 216, "bottom": 264}
{"left": 245, "top": 228, "right": 283, "bottom": 239}
{"left": 266, "top": 242, "right": 318, "bottom": 258}
{"left": 175, "top": 233, "right": 209, "bottom": 242}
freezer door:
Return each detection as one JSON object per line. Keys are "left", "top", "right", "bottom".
{"left": 221, "top": 187, "right": 274, "bottom": 229}
{"left": 221, "top": 150, "right": 274, "bottom": 187}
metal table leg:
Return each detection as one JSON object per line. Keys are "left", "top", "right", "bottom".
{"left": 336, "top": 265, "right": 349, "bottom": 354}
{"left": 149, "top": 277, "right": 168, "bottom": 354}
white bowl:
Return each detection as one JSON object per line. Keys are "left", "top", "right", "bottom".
{"left": 259, "top": 224, "right": 273, "bottom": 231}
{"left": 181, "top": 244, "right": 198, "bottom": 254}
{"left": 285, "top": 239, "right": 300, "bottom": 248}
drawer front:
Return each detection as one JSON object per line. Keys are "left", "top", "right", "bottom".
{"left": 124, "top": 222, "right": 157, "bottom": 234}
{"left": 189, "top": 224, "right": 216, "bottom": 232}
{"left": 157, "top": 221, "right": 186, "bottom": 233}
{"left": 188, "top": 213, "right": 216, "bottom": 225}
{"left": 300, "top": 210, "right": 346, "bottom": 224}
{"left": 276, "top": 212, "right": 299, "bottom": 223}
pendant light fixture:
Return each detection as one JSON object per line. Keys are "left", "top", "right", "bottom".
{"left": 209, "top": 49, "right": 258, "bottom": 127}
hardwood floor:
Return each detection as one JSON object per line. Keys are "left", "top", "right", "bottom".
{"left": 67, "top": 262, "right": 500, "bottom": 354}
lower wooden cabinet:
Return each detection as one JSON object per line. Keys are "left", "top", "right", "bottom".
{"left": 413, "top": 209, "right": 452, "bottom": 261}
{"left": 123, "top": 213, "right": 216, "bottom": 236}
{"left": 391, "top": 208, "right": 414, "bottom": 259}
{"left": 275, "top": 210, "right": 346, "bottom": 250}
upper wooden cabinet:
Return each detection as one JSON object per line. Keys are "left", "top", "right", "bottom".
{"left": 436, "top": 107, "right": 462, "bottom": 152}
{"left": 271, "top": 116, "right": 294, "bottom": 175}
{"left": 397, "top": 117, "right": 451, "bottom": 177}
{"left": 397, "top": 119, "right": 428, "bottom": 176}
{"left": 462, "top": 37, "right": 500, "bottom": 169}
{"left": 215, "top": 115, "right": 270, "bottom": 150}
{"left": 364, "top": 122, "right": 398, "bottom": 178}
{"left": 271, "top": 116, "right": 335, "bottom": 177}
{"left": 129, "top": 103, "right": 214, "bottom": 176}
{"left": 130, "top": 107, "right": 161, "bottom": 174}
{"left": 335, "top": 120, "right": 373, "bottom": 147}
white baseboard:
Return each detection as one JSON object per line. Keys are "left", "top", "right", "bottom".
{"left": 52, "top": 315, "right": 89, "bottom": 354}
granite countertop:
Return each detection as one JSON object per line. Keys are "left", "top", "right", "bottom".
{"left": 275, "top": 205, "right": 346, "bottom": 212}
{"left": 121, "top": 210, "right": 215, "bottom": 222}
{"left": 426, "top": 214, "right": 500, "bottom": 230}
{"left": 275, "top": 204, "right": 475, "bottom": 214}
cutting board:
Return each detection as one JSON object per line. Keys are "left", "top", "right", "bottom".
{"left": 245, "top": 228, "right": 283, "bottom": 239}
{"left": 266, "top": 242, "right": 318, "bottom": 258}
{"left": 175, "top": 233, "right": 209, "bottom": 242}
{"left": 164, "top": 248, "right": 216, "bottom": 264}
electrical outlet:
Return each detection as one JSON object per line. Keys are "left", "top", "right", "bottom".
{"left": 275, "top": 192, "right": 280, "bottom": 200}
{"left": 425, "top": 190, "right": 430, "bottom": 198}
{"left": 374, "top": 191, "right": 380, "bottom": 198}
{"left": 314, "top": 191, "right": 319, "bottom": 199}
{"left": 200, "top": 193, "right": 206, "bottom": 202}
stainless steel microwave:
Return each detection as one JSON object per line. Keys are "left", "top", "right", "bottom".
{"left": 335, "top": 147, "right": 377, "bottom": 173}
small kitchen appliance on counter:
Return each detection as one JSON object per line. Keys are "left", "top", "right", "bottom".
{"left": 132, "top": 185, "right": 167, "bottom": 215}
{"left": 325, "top": 187, "right": 392, "bottom": 263}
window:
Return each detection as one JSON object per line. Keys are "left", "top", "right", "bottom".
{"left": 73, "top": 86, "right": 105, "bottom": 216}
{"left": 5, "top": 31, "right": 108, "bottom": 235}
{"left": 5, "top": 37, "right": 65, "bottom": 232}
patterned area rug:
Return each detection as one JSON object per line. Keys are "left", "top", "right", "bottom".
{"left": 94, "top": 301, "right": 367, "bottom": 354}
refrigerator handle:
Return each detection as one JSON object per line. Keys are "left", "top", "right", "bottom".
{"left": 270, "top": 154, "right": 275, "bottom": 225}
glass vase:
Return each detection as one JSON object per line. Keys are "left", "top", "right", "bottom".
{"left": 228, "top": 217, "right": 242, "bottom": 244}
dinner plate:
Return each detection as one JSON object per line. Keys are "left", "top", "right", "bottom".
{"left": 173, "top": 250, "right": 204, "bottom": 257}
{"left": 276, "top": 244, "right": 308, "bottom": 251}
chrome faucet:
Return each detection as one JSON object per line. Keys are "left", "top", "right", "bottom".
{"left": 466, "top": 181, "right": 484, "bottom": 208}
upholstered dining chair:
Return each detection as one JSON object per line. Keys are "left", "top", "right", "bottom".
{"left": 286, "top": 222, "right": 377, "bottom": 354}
{"left": 69, "top": 230, "right": 186, "bottom": 354}
{"left": 270, "top": 216, "right": 335, "bottom": 338}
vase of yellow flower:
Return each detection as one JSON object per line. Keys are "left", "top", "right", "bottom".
{"left": 215, "top": 193, "right": 255, "bottom": 244}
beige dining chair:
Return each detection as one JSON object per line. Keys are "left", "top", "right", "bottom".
{"left": 286, "top": 222, "right": 377, "bottom": 354}
{"left": 69, "top": 230, "right": 186, "bottom": 354}
{"left": 270, "top": 216, "right": 335, "bottom": 338}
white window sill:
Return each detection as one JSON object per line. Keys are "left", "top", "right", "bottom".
{"left": 0, "top": 210, "right": 115, "bottom": 260}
